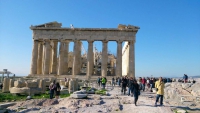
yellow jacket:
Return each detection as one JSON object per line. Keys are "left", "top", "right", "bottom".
{"left": 155, "top": 80, "right": 164, "bottom": 95}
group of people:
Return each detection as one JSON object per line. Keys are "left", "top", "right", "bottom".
{"left": 98, "top": 76, "right": 165, "bottom": 107}
{"left": 49, "top": 80, "right": 61, "bottom": 99}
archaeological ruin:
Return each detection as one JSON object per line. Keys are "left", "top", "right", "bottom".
{"left": 29, "top": 22, "right": 140, "bottom": 79}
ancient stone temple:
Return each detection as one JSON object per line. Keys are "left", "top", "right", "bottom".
{"left": 29, "top": 21, "right": 139, "bottom": 79}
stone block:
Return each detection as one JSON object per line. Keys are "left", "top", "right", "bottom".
{"left": 9, "top": 79, "right": 14, "bottom": 89}
{"left": 38, "top": 79, "right": 45, "bottom": 93}
{"left": 60, "top": 89, "right": 69, "bottom": 95}
{"left": 14, "top": 80, "right": 26, "bottom": 88}
{"left": 0, "top": 102, "right": 16, "bottom": 108}
{"left": 9, "top": 87, "right": 30, "bottom": 95}
{"left": 2, "top": 78, "right": 10, "bottom": 93}
{"left": 60, "top": 80, "right": 65, "bottom": 86}
{"left": 70, "top": 94, "right": 87, "bottom": 99}
{"left": 26, "top": 81, "right": 38, "bottom": 88}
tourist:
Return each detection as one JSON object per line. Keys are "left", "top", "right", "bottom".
{"left": 183, "top": 74, "right": 188, "bottom": 83}
{"left": 101, "top": 77, "right": 106, "bottom": 89}
{"left": 154, "top": 77, "right": 165, "bottom": 107}
{"left": 116, "top": 77, "right": 118, "bottom": 86}
{"left": 97, "top": 77, "right": 101, "bottom": 87}
{"left": 138, "top": 77, "right": 142, "bottom": 90}
{"left": 118, "top": 77, "right": 121, "bottom": 87}
{"left": 132, "top": 79, "right": 140, "bottom": 106}
{"left": 55, "top": 82, "right": 61, "bottom": 99}
{"left": 49, "top": 80, "right": 56, "bottom": 99}
{"left": 112, "top": 77, "right": 115, "bottom": 87}
{"left": 141, "top": 77, "right": 146, "bottom": 91}
{"left": 121, "top": 76, "right": 128, "bottom": 95}
{"left": 127, "top": 77, "right": 134, "bottom": 96}
{"left": 149, "top": 78, "right": 153, "bottom": 92}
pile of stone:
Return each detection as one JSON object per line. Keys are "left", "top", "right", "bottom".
{"left": 164, "top": 80, "right": 200, "bottom": 107}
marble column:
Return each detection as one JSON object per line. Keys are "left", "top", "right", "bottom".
{"left": 58, "top": 40, "right": 65, "bottom": 75}
{"left": 101, "top": 40, "right": 108, "bottom": 77}
{"left": 49, "top": 44, "right": 53, "bottom": 73}
{"left": 37, "top": 42, "right": 43, "bottom": 74}
{"left": 86, "top": 40, "right": 94, "bottom": 78}
{"left": 116, "top": 40, "right": 122, "bottom": 77}
{"left": 43, "top": 39, "right": 51, "bottom": 75}
{"left": 128, "top": 40, "right": 135, "bottom": 78}
{"left": 110, "top": 59, "right": 114, "bottom": 75}
{"left": 30, "top": 40, "right": 39, "bottom": 74}
{"left": 51, "top": 40, "right": 58, "bottom": 74}
{"left": 77, "top": 41, "right": 82, "bottom": 73}
{"left": 72, "top": 40, "right": 80, "bottom": 76}
{"left": 63, "top": 40, "right": 69, "bottom": 74}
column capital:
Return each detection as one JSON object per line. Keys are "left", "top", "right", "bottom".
{"left": 116, "top": 40, "right": 123, "bottom": 44}
{"left": 43, "top": 39, "right": 50, "bottom": 42}
{"left": 128, "top": 40, "right": 135, "bottom": 45}
{"left": 87, "top": 40, "right": 94, "bottom": 43}
{"left": 102, "top": 40, "right": 108, "bottom": 43}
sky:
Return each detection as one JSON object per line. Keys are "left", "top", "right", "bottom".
{"left": 0, "top": 0, "right": 200, "bottom": 78}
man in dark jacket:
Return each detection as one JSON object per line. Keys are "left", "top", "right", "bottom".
{"left": 121, "top": 76, "right": 128, "bottom": 95}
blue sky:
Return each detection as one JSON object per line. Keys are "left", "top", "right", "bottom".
{"left": 0, "top": 0, "right": 200, "bottom": 77}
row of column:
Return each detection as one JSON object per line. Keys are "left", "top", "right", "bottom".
{"left": 30, "top": 39, "right": 135, "bottom": 78}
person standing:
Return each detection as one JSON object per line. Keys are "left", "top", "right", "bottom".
{"left": 97, "top": 77, "right": 101, "bottom": 87}
{"left": 155, "top": 77, "right": 165, "bottom": 107}
{"left": 55, "top": 82, "right": 61, "bottom": 99}
{"left": 101, "top": 77, "right": 106, "bottom": 89}
{"left": 112, "top": 77, "right": 115, "bottom": 87}
{"left": 49, "top": 80, "right": 56, "bottom": 99}
{"left": 183, "top": 74, "right": 188, "bottom": 83}
{"left": 132, "top": 79, "right": 140, "bottom": 106}
{"left": 141, "top": 77, "right": 146, "bottom": 91}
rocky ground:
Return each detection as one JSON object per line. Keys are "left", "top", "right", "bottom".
{"left": 2, "top": 78, "right": 200, "bottom": 113}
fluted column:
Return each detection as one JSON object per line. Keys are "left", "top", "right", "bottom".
{"left": 43, "top": 39, "right": 51, "bottom": 75}
{"left": 101, "top": 40, "right": 108, "bottom": 77}
{"left": 110, "top": 59, "right": 114, "bottom": 75}
{"left": 30, "top": 40, "right": 39, "bottom": 74}
{"left": 116, "top": 40, "right": 122, "bottom": 77}
{"left": 58, "top": 40, "right": 65, "bottom": 75}
{"left": 86, "top": 40, "right": 94, "bottom": 78}
{"left": 49, "top": 44, "right": 52, "bottom": 73}
{"left": 51, "top": 40, "right": 58, "bottom": 74}
{"left": 128, "top": 40, "right": 135, "bottom": 78}
{"left": 37, "top": 41, "right": 43, "bottom": 74}
{"left": 77, "top": 41, "right": 82, "bottom": 73}
{"left": 72, "top": 40, "right": 79, "bottom": 76}
{"left": 63, "top": 40, "right": 69, "bottom": 74}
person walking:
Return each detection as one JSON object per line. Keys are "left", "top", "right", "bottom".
{"left": 55, "top": 82, "right": 61, "bottom": 99}
{"left": 121, "top": 76, "right": 128, "bottom": 95}
{"left": 154, "top": 77, "right": 165, "bottom": 107}
{"left": 49, "top": 80, "right": 56, "bottom": 99}
{"left": 132, "top": 79, "right": 140, "bottom": 106}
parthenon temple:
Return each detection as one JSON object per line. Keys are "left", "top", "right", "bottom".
{"left": 29, "top": 22, "right": 140, "bottom": 79}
